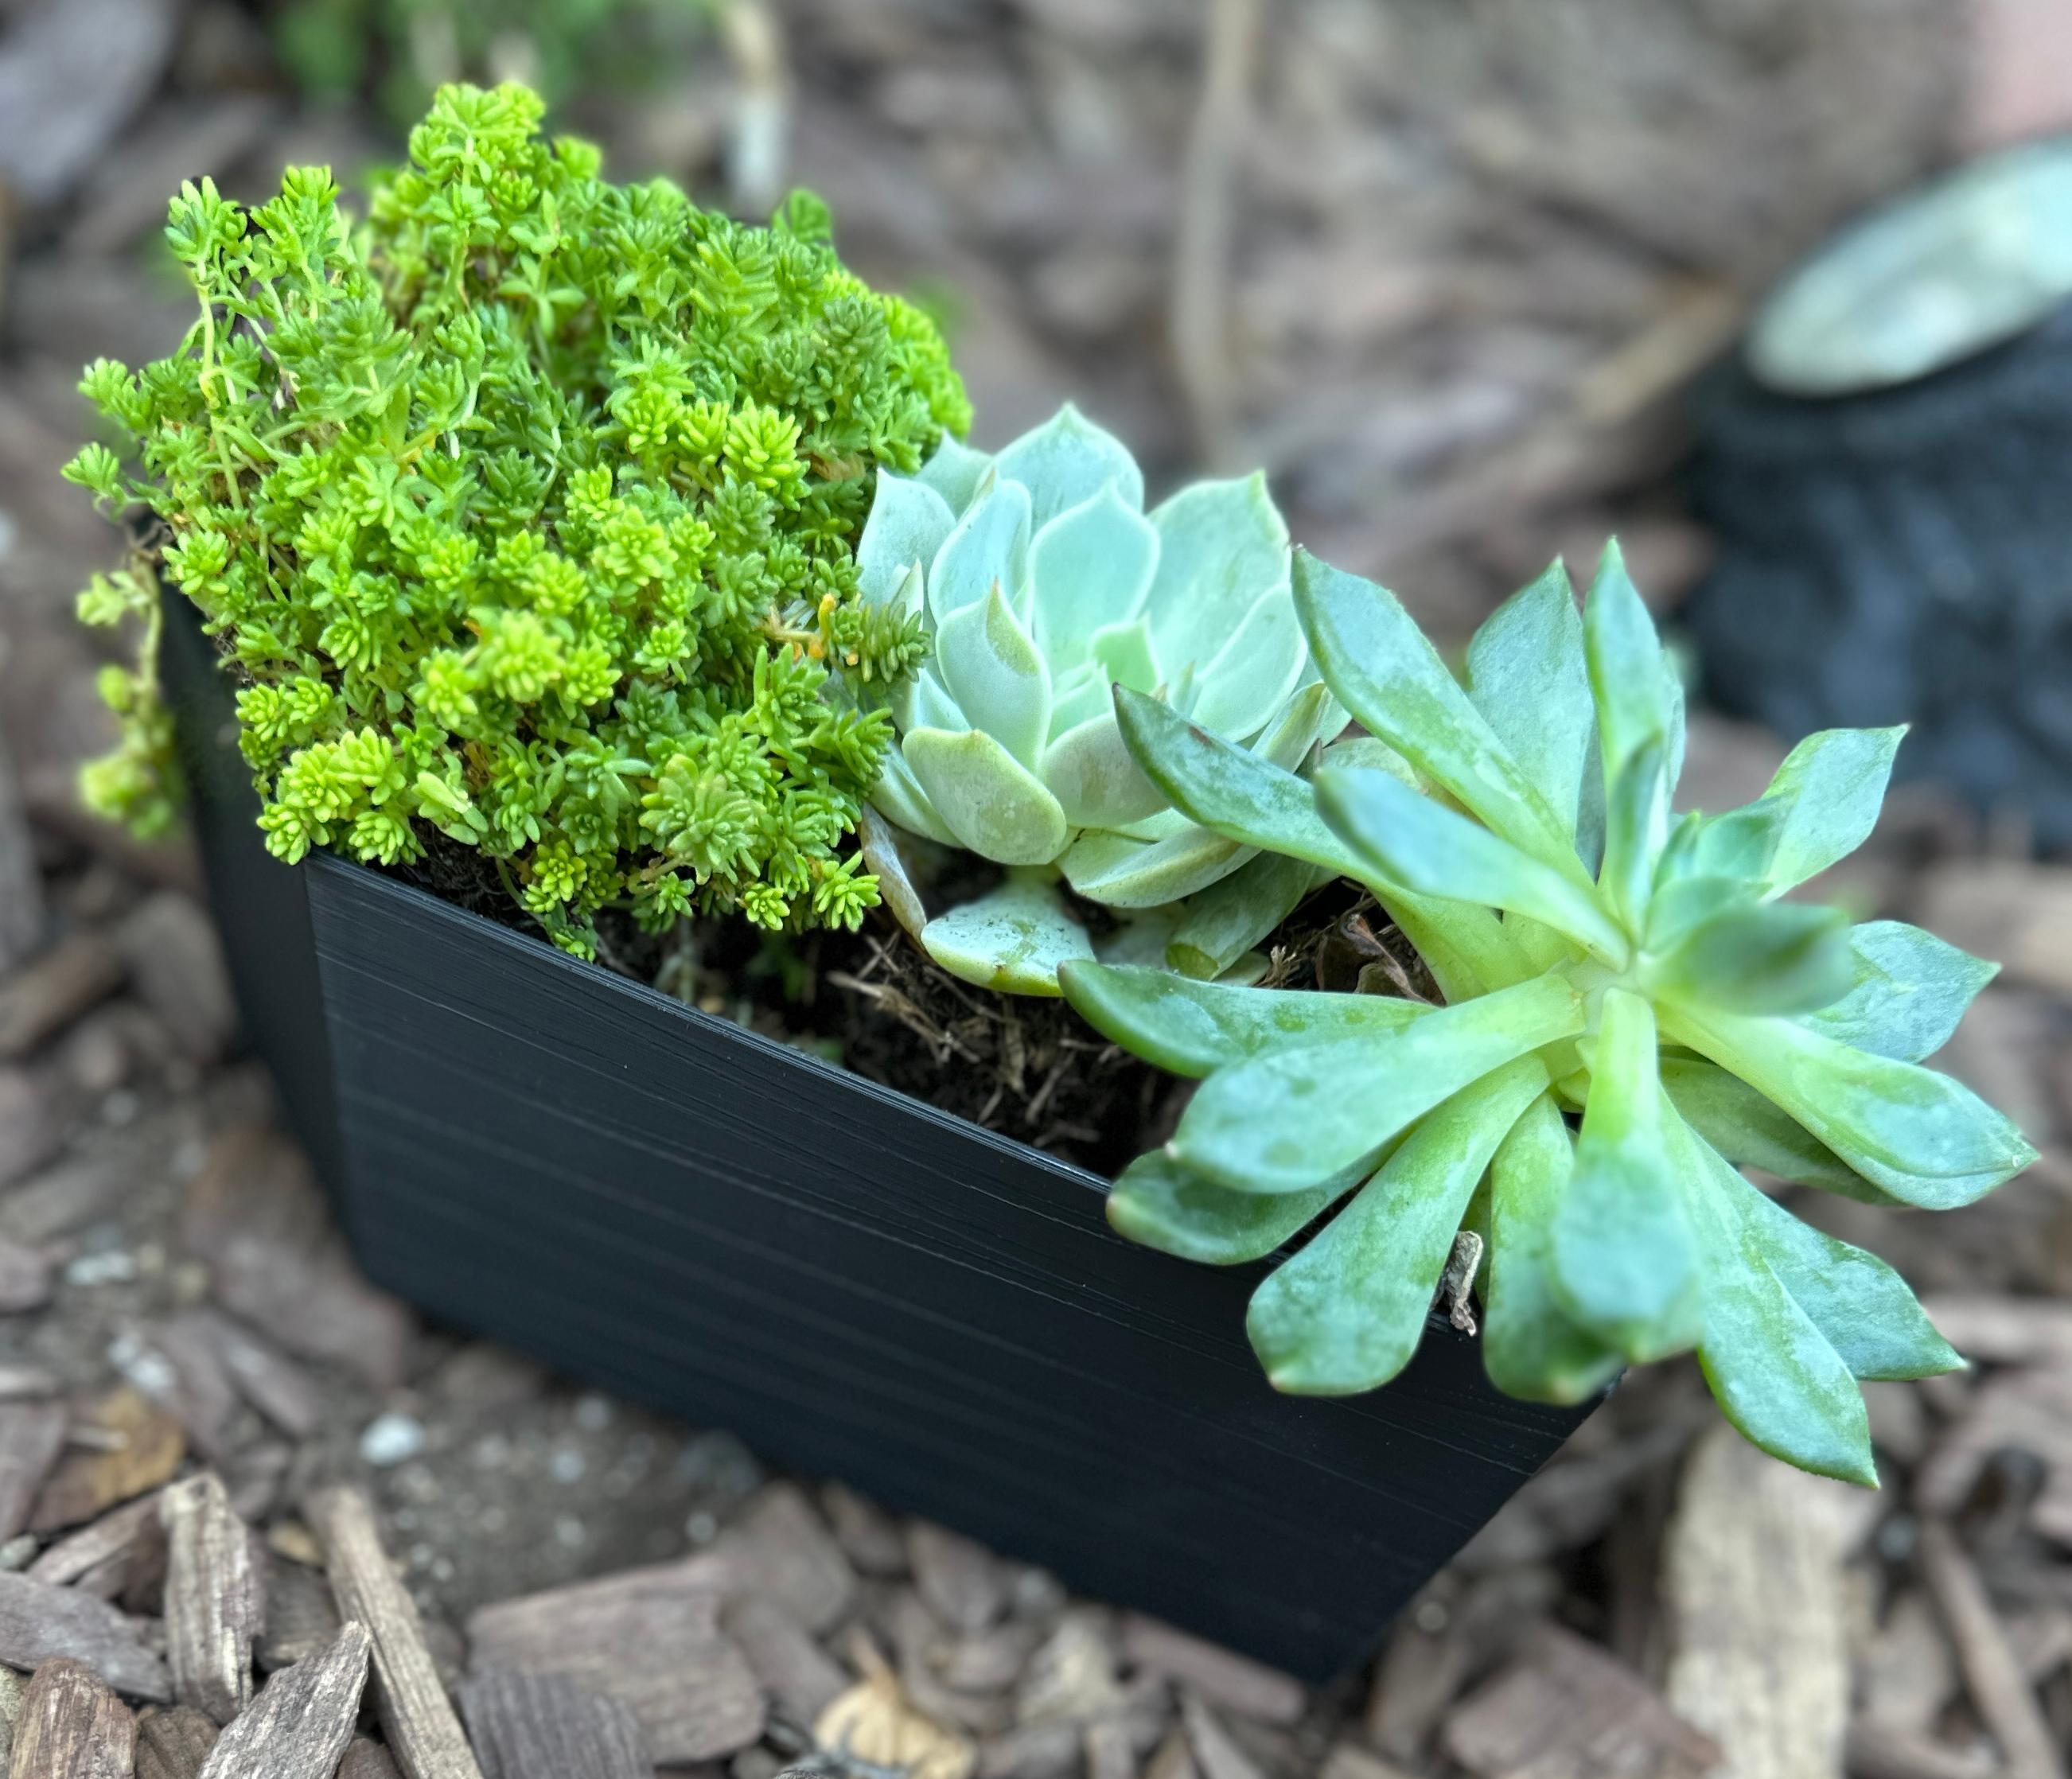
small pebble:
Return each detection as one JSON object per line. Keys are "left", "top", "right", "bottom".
{"left": 573, "top": 1393, "right": 613, "bottom": 1431}
{"left": 685, "top": 1509, "right": 719, "bottom": 1545}
{"left": 65, "top": 1250, "right": 138, "bottom": 1287}
{"left": 549, "top": 1445, "right": 587, "bottom": 1485}
{"left": 0, "top": 1534, "right": 39, "bottom": 1572}
{"left": 360, "top": 1411, "right": 428, "bottom": 1468}
{"left": 555, "top": 1515, "right": 586, "bottom": 1548}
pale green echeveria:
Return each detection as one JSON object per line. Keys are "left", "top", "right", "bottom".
{"left": 1060, "top": 543, "right": 2038, "bottom": 1485}
{"left": 850, "top": 404, "right": 1342, "bottom": 995}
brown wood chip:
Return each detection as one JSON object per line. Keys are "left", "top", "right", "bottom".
{"left": 113, "top": 893, "right": 237, "bottom": 1065}
{"left": 907, "top": 1522, "right": 1008, "bottom": 1636}
{"left": 0, "top": 1237, "right": 52, "bottom": 1315}
{"left": 0, "top": 1667, "right": 23, "bottom": 1769}
{"left": 715, "top": 1482, "right": 858, "bottom": 1635}
{"left": 195, "top": 1620, "right": 371, "bottom": 1779}
{"left": 1319, "top": 1745, "right": 1420, "bottom": 1779}
{"left": 466, "top": 1556, "right": 764, "bottom": 1765}
{"left": 28, "top": 1385, "right": 186, "bottom": 1535}
{"left": 1121, "top": 1616, "right": 1304, "bottom": 1726}
{"left": 162, "top": 1473, "right": 260, "bottom": 1726}
{"left": 821, "top": 1482, "right": 909, "bottom": 1578}
{"left": 0, "top": 1571, "right": 171, "bottom": 1700}
{"left": 338, "top": 1737, "right": 406, "bottom": 1779}
{"left": 149, "top": 1320, "right": 245, "bottom": 1462}
{"left": 28, "top": 1489, "right": 167, "bottom": 1597}
{"left": 193, "top": 1312, "right": 324, "bottom": 1440}
{"left": 1180, "top": 1692, "right": 1266, "bottom": 1779}
{"left": 461, "top": 1666, "right": 651, "bottom": 1779}
{"left": 0, "top": 931, "right": 123, "bottom": 1061}
{"left": 723, "top": 1593, "right": 851, "bottom": 1726}
{"left": 306, "top": 1486, "right": 484, "bottom": 1779}
{"left": 1443, "top": 1624, "right": 1720, "bottom": 1779}
{"left": 1662, "top": 1425, "right": 1856, "bottom": 1779}
{"left": 136, "top": 1705, "right": 221, "bottom": 1779}
{"left": 9, "top": 1656, "right": 136, "bottom": 1779}
{"left": 260, "top": 1557, "right": 344, "bottom": 1674}
{"left": 0, "top": 1401, "right": 67, "bottom": 1543}
{"left": 1916, "top": 1521, "right": 2066, "bottom": 1779}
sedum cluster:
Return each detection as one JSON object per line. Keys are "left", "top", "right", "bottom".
{"left": 851, "top": 406, "right": 1342, "bottom": 995}
{"left": 67, "top": 82, "right": 968, "bottom": 956}
{"left": 1063, "top": 546, "right": 2035, "bottom": 1483}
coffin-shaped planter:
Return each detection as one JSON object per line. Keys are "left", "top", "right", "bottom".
{"left": 162, "top": 595, "right": 1598, "bottom": 1680}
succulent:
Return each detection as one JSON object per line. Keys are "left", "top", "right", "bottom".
{"left": 67, "top": 83, "right": 967, "bottom": 957}
{"left": 851, "top": 405, "right": 1342, "bottom": 994}
{"left": 1060, "top": 545, "right": 2035, "bottom": 1483}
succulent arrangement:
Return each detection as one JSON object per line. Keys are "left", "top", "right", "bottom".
{"left": 67, "top": 82, "right": 967, "bottom": 957}
{"left": 1062, "top": 546, "right": 2035, "bottom": 1483}
{"left": 849, "top": 407, "right": 1344, "bottom": 995}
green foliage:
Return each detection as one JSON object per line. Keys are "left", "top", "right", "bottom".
{"left": 68, "top": 82, "right": 968, "bottom": 956}
{"left": 1063, "top": 543, "right": 2035, "bottom": 1483}
{"left": 851, "top": 405, "right": 1342, "bottom": 995}
{"left": 274, "top": 0, "right": 717, "bottom": 125}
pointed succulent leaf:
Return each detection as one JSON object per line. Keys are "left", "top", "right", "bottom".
{"left": 1247, "top": 1057, "right": 1548, "bottom": 1395}
{"left": 914, "top": 433, "right": 993, "bottom": 512}
{"left": 1663, "top": 1002, "right": 2039, "bottom": 1209}
{"left": 1675, "top": 1115, "right": 1879, "bottom": 1485}
{"left": 1187, "top": 584, "right": 1307, "bottom": 742}
{"left": 1466, "top": 560, "right": 1595, "bottom": 844}
{"left": 1801, "top": 921, "right": 1998, "bottom": 1063}
{"left": 1140, "top": 473, "right": 1290, "bottom": 664}
{"left": 1291, "top": 550, "right": 1581, "bottom": 875}
{"left": 1091, "top": 905, "right": 1182, "bottom": 970}
{"left": 1643, "top": 874, "right": 1747, "bottom": 950}
{"left": 1047, "top": 663, "right": 1116, "bottom": 738}
{"left": 1657, "top": 1055, "right": 1883, "bottom": 1200}
{"left": 1758, "top": 726, "right": 1906, "bottom": 894}
{"left": 1583, "top": 539, "right": 1677, "bottom": 785}
{"left": 1695, "top": 1135, "right": 1961, "bottom": 1380}
{"left": 868, "top": 745, "right": 959, "bottom": 847}
{"left": 1483, "top": 1093, "right": 1626, "bottom": 1404}
{"left": 1040, "top": 711, "right": 1166, "bottom": 830}
{"left": 902, "top": 726, "right": 1069, "bottom": 866}
{"left": 1314, "top": 765, "right": 1629, "bottom": 964}
{"left": 1599, "top": 732, "right": 1669, "bottom": 932}
{"left": 1108, "top": 1148, "right": 1348, "bottom": 1267}
{"left": 891, "top": 664, "right": 963, "bottom": 738}
{"left": 991, "top": 403, "right": 1144, "bottom": 527}
{"left": 1089, "top": 620, "right": 1160, "bottom": 695}
{"left": 1650, "top": 899, "right": 1855, "bottom": 1017}
{"left": 1057, "top": 960, "right": 1427, "bottom": 1079}
{"left": 1550, "top": 991, "right": 1703, "bottom": 1362}
{"left": 1026, "top": 486, "right": 1159, "bottom": 667}
{"left": 928, "top": 479, "right": 1032, "bottom": 621}
{"left": 855, "top": 807, "right": 928, "bottom": 942}
{"left": 1166, "top": 851, "right": 1322, "bottom": 980}
{"left": 1170, "top": 974, "right": 1586, "bottom": 1193}
{"left": 856, "top": 473, "right": 955, "bottom": 604}
{"left": 1683, "top": 799, "right": 1786, "bottom": 886}
{"left": 934, "top": 585, "right": 1052, "bottom": 769}
{"left": 1113, "top": 687, "right": 1521, "bottom": 996}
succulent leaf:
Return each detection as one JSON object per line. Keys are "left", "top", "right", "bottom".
{"left": 919, "top": 870, "right": 1092, "bottom": 997}
{"left": 1108, "top": 1148, "right": 1348, "bottom": 1266}
{"left": 1247, "top": 1057, "right": 1551, "bottom": 1395}
{"left": 1098, "top": 539, "right": 2023, "bottom": 1481}
{"left": 1166, "top": 851, "right": 1324, "bottom": 980}
{"left": 862, "top": 410, "right": 1332, "bottom": 992}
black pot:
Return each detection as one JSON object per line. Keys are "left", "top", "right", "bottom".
{"left": 161, "top": 593, "right": 1598, "bottom": 1682}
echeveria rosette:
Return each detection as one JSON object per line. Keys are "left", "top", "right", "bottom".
{"left": 848, "top": 404, "right": 1342, "bottom": 995}
{"left": 1060, "top": 545, "right": 2037, "bottom": 1484}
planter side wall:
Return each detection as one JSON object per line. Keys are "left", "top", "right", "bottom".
{"left": 303, "top": 854, "right": 1593, "bottom": 1680}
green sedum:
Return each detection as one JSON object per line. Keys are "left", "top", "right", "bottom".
{"left": 852, "top": 405, "right": 1343, "bottom": 995}
{"left": 1061, "top": 544, "right": 2036, "bottom": 1483}
{"left": 67, "top": 81, "right": 968, "bottom": 957}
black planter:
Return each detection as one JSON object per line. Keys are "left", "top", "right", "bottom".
{"left": 162, "top": 595, "right": 1599, "bottom": 1682}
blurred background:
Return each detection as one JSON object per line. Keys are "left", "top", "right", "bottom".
{"left": 1, "top": 4, "right": 2071, "bottom": 1776}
